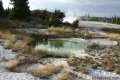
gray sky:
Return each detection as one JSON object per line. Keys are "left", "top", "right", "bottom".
{"left": 2, "top": 0, "right": 120, "bottom": 22}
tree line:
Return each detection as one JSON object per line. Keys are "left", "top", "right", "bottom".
{"left": 31, "top": 10, "right": 65, "bottom": 26}
{"left": 0, "top": 0, "right": 67, "bottom": 26}
{"left": 111, "top": 16, "right": 120, "bottom": 25}
{"left": 81, "top": 15, "right": 120, "bottom": 25}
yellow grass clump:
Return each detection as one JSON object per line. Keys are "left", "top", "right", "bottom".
{"left": 16, "top": 55, "right": 27, "bottom": 62}
{"left": 31, "top": 63, "right": 64, "bottom": 77}
{"left": 13, "top": 42, "right": 31, "bottom": 53}
{"left": 48, "top": 27, "right": 74, "bottom": 35}
{"left": 16, "top": 55, "right": 38, "bottom": 63}
{"left": 17, "top": 34, "right": 33, "bottom": 43}
{"left": 57, "top": 70, "right": 78, "bottom": 80}
{"left": 1, "top": 32, "right": 16, "bottom": 42}
{"left": 3, "top": 40, "right": 14, "bottom": 49}
{"left": 6, "top": 59, "right": 19, "bottom": 70}
{"left": 32, "top": 49, "right": 49, "bottom": 59}
{"left": 108, "top": 33, "right": 120, "bottom": 40}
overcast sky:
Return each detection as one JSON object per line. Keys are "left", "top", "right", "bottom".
{"left": 2, "top": 0, "right": 120, "bottom": 22}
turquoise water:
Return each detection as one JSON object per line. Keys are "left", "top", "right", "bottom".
{"left": 35, "top": 38, "right": 88, "bottom": 56}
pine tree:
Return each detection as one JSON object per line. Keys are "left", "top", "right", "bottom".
{"left": 10, "top": 0, "right": 31, "bottom": 20}
{"left": 0, "top": 0, "right": 5, "bottom": 17}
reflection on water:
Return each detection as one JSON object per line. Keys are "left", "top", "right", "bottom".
{"left": 35, "top": 38, "right": 88, "bottom": 55}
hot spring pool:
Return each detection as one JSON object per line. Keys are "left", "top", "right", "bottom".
{"left": 35, "top": 38, "right": 89, "bottom": 56}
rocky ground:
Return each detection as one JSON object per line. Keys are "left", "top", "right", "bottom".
{"left": 0, "top": 45, "right": 41, "bottom": 80}
{"left": 0, "top": 29, "right": 120, "bottom": 80}
{"left": 1, "top": 43, "right": 120, "bottom": 80}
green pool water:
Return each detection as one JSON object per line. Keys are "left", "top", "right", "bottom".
{"left": 35, "top": 38, "right": 88, "bottom": 56}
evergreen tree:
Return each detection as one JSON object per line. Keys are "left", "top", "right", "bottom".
{"left": 5, "top": 7, "right": 11, "bottom": 17}
{"left": 0, "top": 0, "right": 5, "bottom": 17}
{"left": 10, "top": 0, "right": 31, "bottom": 20}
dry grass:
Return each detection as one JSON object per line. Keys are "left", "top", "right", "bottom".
{"left": 13, "top": 42, "right": 32, "bottom": 53}
{"left": 6, "top": 55, "right": 37, "bottom": 70}
{"left": 0, "top": 32, "right": 16, "bottom": 42}
{"left": 0, "top": 31, "right": 32, "bottom": 52}
{"left": 0, "top": 31, "right": 12, "bottom": 39}
{"left": 16, "top": 55, "right": 38, "bottom": 63}
{"left": 57, "top": 69, "right": 81, "bottom": 80}
{"left": 0, "top": 32, "right": 16, "bottom": 49}
{"left": 6, "top": 59, "right": 19, "bottom": 69}
{"left": 48, "top": 27, "right": 74, "bottom": 35}
{"left": 31, "top": 63, "right": 64, "bottom": 77}
{"left": 108, "top": 33, "right": 120, "bottom": 40}
{"left": 32, "top": 49, "right": 49, "bottom": 59}
{"left": 16, "top": 55, "right": 27, "bottom": 62}
{"left": 0, "top": 31, "right": 33, "bottom": 50}
{"left": 16, "top": 34, "right": 33, "bottom": 43}
{"left": 57, "top": 70, "right": 71, "bottom": 80}
{"left": 0, "top": 32, "right": 3, "bottom": 38}
{"left": 0, "top": 30, "right": 32, "bottom": 43}
{"left": 3, "top": 40, "right": 14, "bottom": 49}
